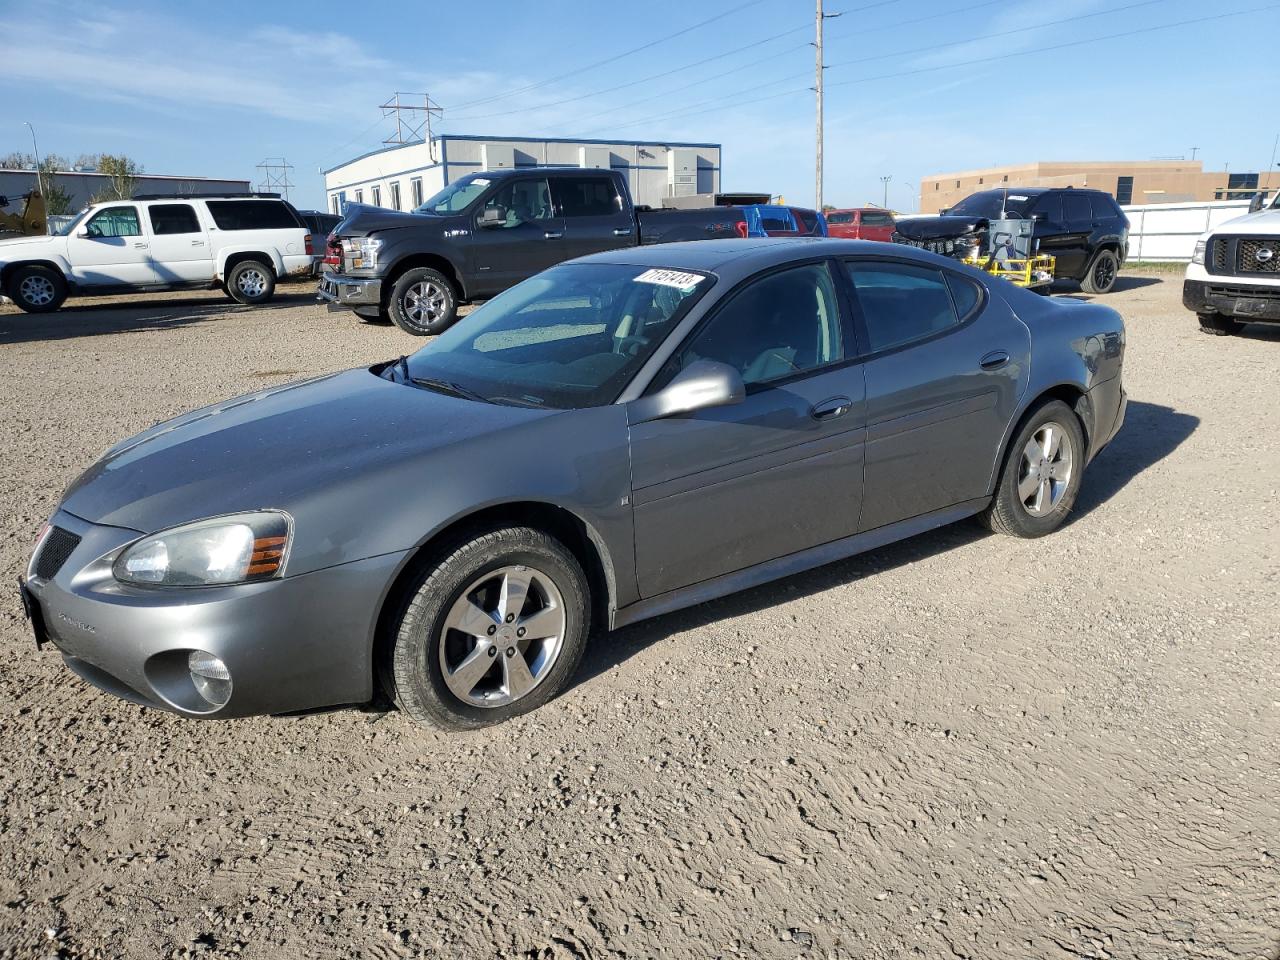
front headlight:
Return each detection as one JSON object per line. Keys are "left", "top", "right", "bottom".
{"left": 113, "top": 511, "right": 291, "bottom": 587}
{"left": 1192, "top": 240, "right": 1206, "bottom": 265}
{"left": 340, "top": 236, "right": 383, "bottom": 270}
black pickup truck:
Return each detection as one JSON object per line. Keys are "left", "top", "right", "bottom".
{"left": 318, "top": 166, "right": 750, "bottom": 334}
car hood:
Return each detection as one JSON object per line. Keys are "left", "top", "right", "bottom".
{"left": 336, "top": 204, "right": 450, "bottom": 238}
{"left": 60, "top": 368, "right": 556, "bottom": 538}
{"left": 893, "top": 216, "right": 987, "bottom": 241}
{"left": 0, "top": 233, "right": 61, "bottom": 253}
{"left": 1213, "top": 208, "right": 1280, "bottom": 236}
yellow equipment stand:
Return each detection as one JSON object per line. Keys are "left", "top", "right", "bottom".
{"left": 964, "top": 250, "right": 1056, "bottom": 290}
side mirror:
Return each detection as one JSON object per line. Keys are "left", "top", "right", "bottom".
{"left": 75, "top": 226, "right": 91, "bottom": 238}
{"left": 938, "top": 207, "right": 952, "bottom": 216}
{"left": 629, "top": 360, "right": 746, "bottom": 424}
{"left": 1249, "top": 192, "right": 1265, "bottom": 214}
{"left": 478, "top": 205, "right": 507, "bottom": 228}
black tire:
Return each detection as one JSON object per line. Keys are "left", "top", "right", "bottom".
{"left": 7, "top": 264, "right": 67, "bottom": 313}
{"left": 387, "top": 267, "right": 458, "bottom": 336}
{"left": 386, "top": 527, "right": 590, "bottom": 730}
{"left": 1079, "top": 249, "right": 1118, "bottom": 294}
{"left": 1198, "top": 313, "right": 1242, "bottom": 336}
{"left": 225, "top": 259, "right": 277, "bottom": 305}
{"left": 982, "top": 399, "right": 1086, "bottom": 538}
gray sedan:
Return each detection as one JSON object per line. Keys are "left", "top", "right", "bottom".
{"left": 21, "top": 239, "right": 1126, "bottom": 730}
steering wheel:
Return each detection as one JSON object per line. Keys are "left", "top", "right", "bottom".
{"left": 613, "top": 335, "right": 649, "bottom": 357}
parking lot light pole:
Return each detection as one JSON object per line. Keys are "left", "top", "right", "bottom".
{"left": 879, "top": 175, "right": 892, "bottom": 208}
{"left": 24, "top": 122, "right": 44, "bottom": 200}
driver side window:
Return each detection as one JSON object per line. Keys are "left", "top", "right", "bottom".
{"left": 657, "top": 262, "right": 844, "bottom": 390}
{"left": 85, "top": 206, "right": 141, "bottom": 238}
{"left": 484, "top": 178, "right": 554, "bottom": 228}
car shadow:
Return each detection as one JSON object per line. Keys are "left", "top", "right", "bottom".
{"left": 0, "top": 291, "right": 321, "bottom": 345}
{"left": 1237, "top": 322, "right": 1280, "bottom": 342}
{"left": 574, "top": 399, "right": 1197, "bottom": 690}
{"left": 1109, "top": 275, "right": 1164, "bottom": 292}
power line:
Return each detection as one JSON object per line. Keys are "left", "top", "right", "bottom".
{"left": 444, "top": 0, "right": 772, "bottom": 113}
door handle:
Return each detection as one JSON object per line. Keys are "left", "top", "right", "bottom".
{"left": 132, "top": 242, "right": 149, "bottom": 249}
{"left": 980, "top": 350, "right": 1011, "bottom": 370}
{"left": 191, "top": 239, "right": 204, "bottom": 246}
{"left": 544, "top": 231, "right": 563, "bottom": 240}
{"left": 613, "top": 228, "right": 631, "bottom": 237}
{"left": 811, "top": 396, "right": 853, "bottom": 421}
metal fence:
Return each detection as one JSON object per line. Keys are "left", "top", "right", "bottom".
{"left": 1121, "top": 199, "right": 1253, "bottom": 263}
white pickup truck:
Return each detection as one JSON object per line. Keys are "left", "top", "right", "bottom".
{"left": 1185, "top": 191, "right": 1280, "bottom": 334}
{"left": 0, "top": 193, "right": 317, "bottom": 313}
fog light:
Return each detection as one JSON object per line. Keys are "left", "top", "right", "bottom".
{"left": 188, "top": 651, "right": 232, "bottom": 707}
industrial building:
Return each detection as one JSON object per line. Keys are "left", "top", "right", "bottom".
{"left": 0, "top": 168, "right": 251, "bottom": 212}
{"left": 323, "top": 134, "right": 722, "bottom": 215}
{"left": 919, "top": 160, "right": 1268, "bottom": 213}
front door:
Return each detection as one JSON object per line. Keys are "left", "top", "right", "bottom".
{"left": 468, "top": 176, "right": 565, "bottom": 296}
{"left": 1034, "top": 193, "right": 1092, "bottom": 279}
{"left": 64, "top": 205, "right": 158, "bottom": 288}
{"left": 843, "top": 258, "right": 1030, "bottom": 532}
{"left": 629, "top": 261, "right": 867, "bottom": 598}
{"left": 144, "top": 203, "right": 214, "bottom": 283}
{"left": 551, "top": 174, "right": 635, "bottom": 260}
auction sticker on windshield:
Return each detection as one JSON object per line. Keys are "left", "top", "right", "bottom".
{"left": 634, "top": 269, "right": 704, "bottom": 291}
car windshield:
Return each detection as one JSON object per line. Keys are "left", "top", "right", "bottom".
{"left": 54, "top": 208, "right": 91, "bottom": 236}
{"left": 404, "top": 263, "right": 713, "bottom": 409}
{"left": 414, "top": 176, "right": 492, "bottom": 215}
{"left": 948, "top": 190, "right": 1037, "bottom": 219}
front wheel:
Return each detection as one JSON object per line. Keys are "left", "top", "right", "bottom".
{"left": 7, "top": 265, "right": 67, "bottom": 313}
{"left": 1198, "top": 313, "right": 1242, "bottom": 336}
{"left": 386, "top": 527, "right": 590, "bottom": 730}
{"left": 983, "top": 400, "right": 1086, "bottom": 538}
{"left": 388, "top": 267, "right": 458, "bottom": 336}
{"left": 226, "top": 259, "right": 277, "bottom": 305}
{"left": 1080, "top": 249, "right": 1118, "bottom": 294}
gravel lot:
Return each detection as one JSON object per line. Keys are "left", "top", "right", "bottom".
{"left": 1, "top": 274, "right": 1277, "bottom": 960}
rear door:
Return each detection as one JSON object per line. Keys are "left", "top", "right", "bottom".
{"left": 145, "top": 203, "right": 213, "bottom": 282}
{"left": 468, "top": 176, "right": 564, "bottom": 295}
{"left": 552, "top": 174, "right": 635, "bottom": 260}
{"left": 64, "top": 205, "right": 159, "bottom": 288}
{"left": 1053, "top": 192, "right": 1094, "bottom": 278}
{"left": 843, "top": 258, "right": 1029, "bottom": 531}
{"left": 629, "top": 261, "right": 867, "bottom": 597}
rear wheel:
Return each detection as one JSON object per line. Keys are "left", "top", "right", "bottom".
{"left": 1080, "top": 249, "right": 1118, "bottom": 294}
{"left": 1198, "top": 313, "right": 1242, "bottom": 336}
{"left": 385, "top": 527, "right": 590, "bottom": 730}
{"left": 983, "top": 400, "right": 1086, "bottom": 538}
{"left": 7, "top": 265, "right": 67, "bottom": 313}
{"left": 226, "top": 259, "right": 276, "bottom": 305}
{"left": 388, "top": 267, "right": 458, "bottom": 336}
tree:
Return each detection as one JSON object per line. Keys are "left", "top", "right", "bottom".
{"left": 91, "top": 154, "right": 143, "bottom": 201}
{"left": 0, "top": 152, "right": 36, "bottom": 170}
{"left": 38, "top": 157, "right": 74, "bottom": 216}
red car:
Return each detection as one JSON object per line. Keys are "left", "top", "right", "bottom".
{"left": 826, "top": 207, "right": 896, "bottom": 242}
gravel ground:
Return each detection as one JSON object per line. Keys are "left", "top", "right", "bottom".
{"left": 0, "top": 275, "right": 1277, "bottom": 960}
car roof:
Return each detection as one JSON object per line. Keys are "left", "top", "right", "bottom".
{"left": 575, "top": 237, "right": 937, "bottom": 277}
{"left": 456, "top": 166, "right": 615, "bottom": 180}
{"left": 831, "top": 207, "right": 896, "bottom": 213}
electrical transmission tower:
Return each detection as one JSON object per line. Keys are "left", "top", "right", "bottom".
{"left": 382, "top": 93, "right": 443, "bottom": 159}
{"left": 256, "top": 158, "right": 295, "bottom": 200}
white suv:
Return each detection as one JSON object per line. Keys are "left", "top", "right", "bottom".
{"left": 0, "top": 194, "right": 317, "bottom": 313}
{"left": 1185, "top": 191, "right": 1280, "bottom": 334}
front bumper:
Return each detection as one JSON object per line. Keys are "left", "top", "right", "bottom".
{"left": 316, "top": 273, "right": 383, "bottom": 313}
{"left": 1183, "top": 278, "right": 1280, "bottom": 323}
{"left": 23, "top": 509, "right": 407, "bottom": 719}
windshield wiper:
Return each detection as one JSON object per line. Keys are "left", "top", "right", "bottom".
{"left": 409, "top": 375, "right": 489, "bottom": 403}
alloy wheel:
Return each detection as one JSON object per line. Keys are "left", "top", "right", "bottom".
{"left": 19, "top": 275, "right": 56, "bottom": 306}
{"left": 1017, "top": 422, "right": 1074, "bottom": 517}
{"left": 1093, "top": 255, "right": 1115, "bottom": 290}
{"left": 236, "top": 268, "right": 268, "bottom": 298}
{"left": 404, "top": 281, "right": 446, "bottom": 326}
{"left": 438, "top": 565, "right": 566, "bottom": 708}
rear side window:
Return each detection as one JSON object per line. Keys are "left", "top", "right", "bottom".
{"left": 845, "top": 261, "right": 962, "bottom": 354}
{"left": 944, "top": 273, "right": 984, "bottom": 322}
{"left": 793, "top": 208, "right": 819, "bottom": 234}
{"left": 1032, "top": 194, "right": 1063, "bottom": 223}
{"left": 206, "top": 200, "right": 301, "bottom": 231}
{"left": 1088, "top": 193, "right": 1119, "bottom": 220}
{"left": 554, "top": 177, "right": 620, "bottom": 217}
{"left": 1062, "top": 194, "right": 1092, "bottom": 225}
{"left": 759, "top": 211, "right": 793, "bottom": 232}
{"left": 149, "top": 203, "right": 201, "bottom": 235}
{"left": 860, "top": 211, "right": 894, "bottom": 226}
{"left": 826, "top": 212, "right": 853, "bottom": 224}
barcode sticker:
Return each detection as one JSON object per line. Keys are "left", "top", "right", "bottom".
{"left": 634, "top": 268, "right": 704, "bottom": 290}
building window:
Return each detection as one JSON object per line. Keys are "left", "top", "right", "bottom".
{"left": 954, "top": 180, "right": 960, "bottom": 188}
{"left": 390, "top": 182, "right": 402, "bottom": 211}
{"left": 411, "top": 177, "right": 423, "bottom": 207}
{"left": 371, "top": 185, "right": 382, "bottom": 207}
{"left": 1225, "top": 172, "right": 1259, "bottom": 199}
{"left": 1115, "top": 176, "right": 1134, "bottom": 205}
{"left": 331, "top": 195, "right": 340, "bottom": 216}
{"left": 978, "top": 177, "right": 983, "bottom": 184}
{"left": 1002, "top": 175, "right": 1008, "bottom": 182}
{"left": 934, "top": 183, "right": 939, "bottom": 191}
{"left": 354, "top": 189, "right": 363, "bottom": 204}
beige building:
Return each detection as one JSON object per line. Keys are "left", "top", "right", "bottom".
{"left": 919, "top": 161, "right": 1263, "bottom": 213}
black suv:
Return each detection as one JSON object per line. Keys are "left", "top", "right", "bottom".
{"left": 894, "top": 187, "right": 1130, "bottom": 293}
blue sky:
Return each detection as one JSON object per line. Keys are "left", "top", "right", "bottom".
{"left": 2, "top": 0, "right": 1277, "bottom": 211}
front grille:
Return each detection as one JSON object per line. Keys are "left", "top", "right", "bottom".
{"left": 1212, "top": 237, "right": 1228, "bottom": 272}
{"left": 1238, "top": 238, "right": 1280, "bottom": 274}
{"left": 34, "top": 527, "right": 81, "bottom": 580}
{"left": 1207, "top": 285, "right": 1280, "bottom": 302}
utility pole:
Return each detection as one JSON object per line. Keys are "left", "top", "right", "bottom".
{"left": 879, "top": 175, "right": 892, "bottom": 208}
{"left": 1267, "top": 133, "right": 1279, "bottom": 191}
{"left": 813, "top": 1, "right": 840, "bottom": 211}
{"left": 1190, "top": 146, "right": 1199, "bottom": 161}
